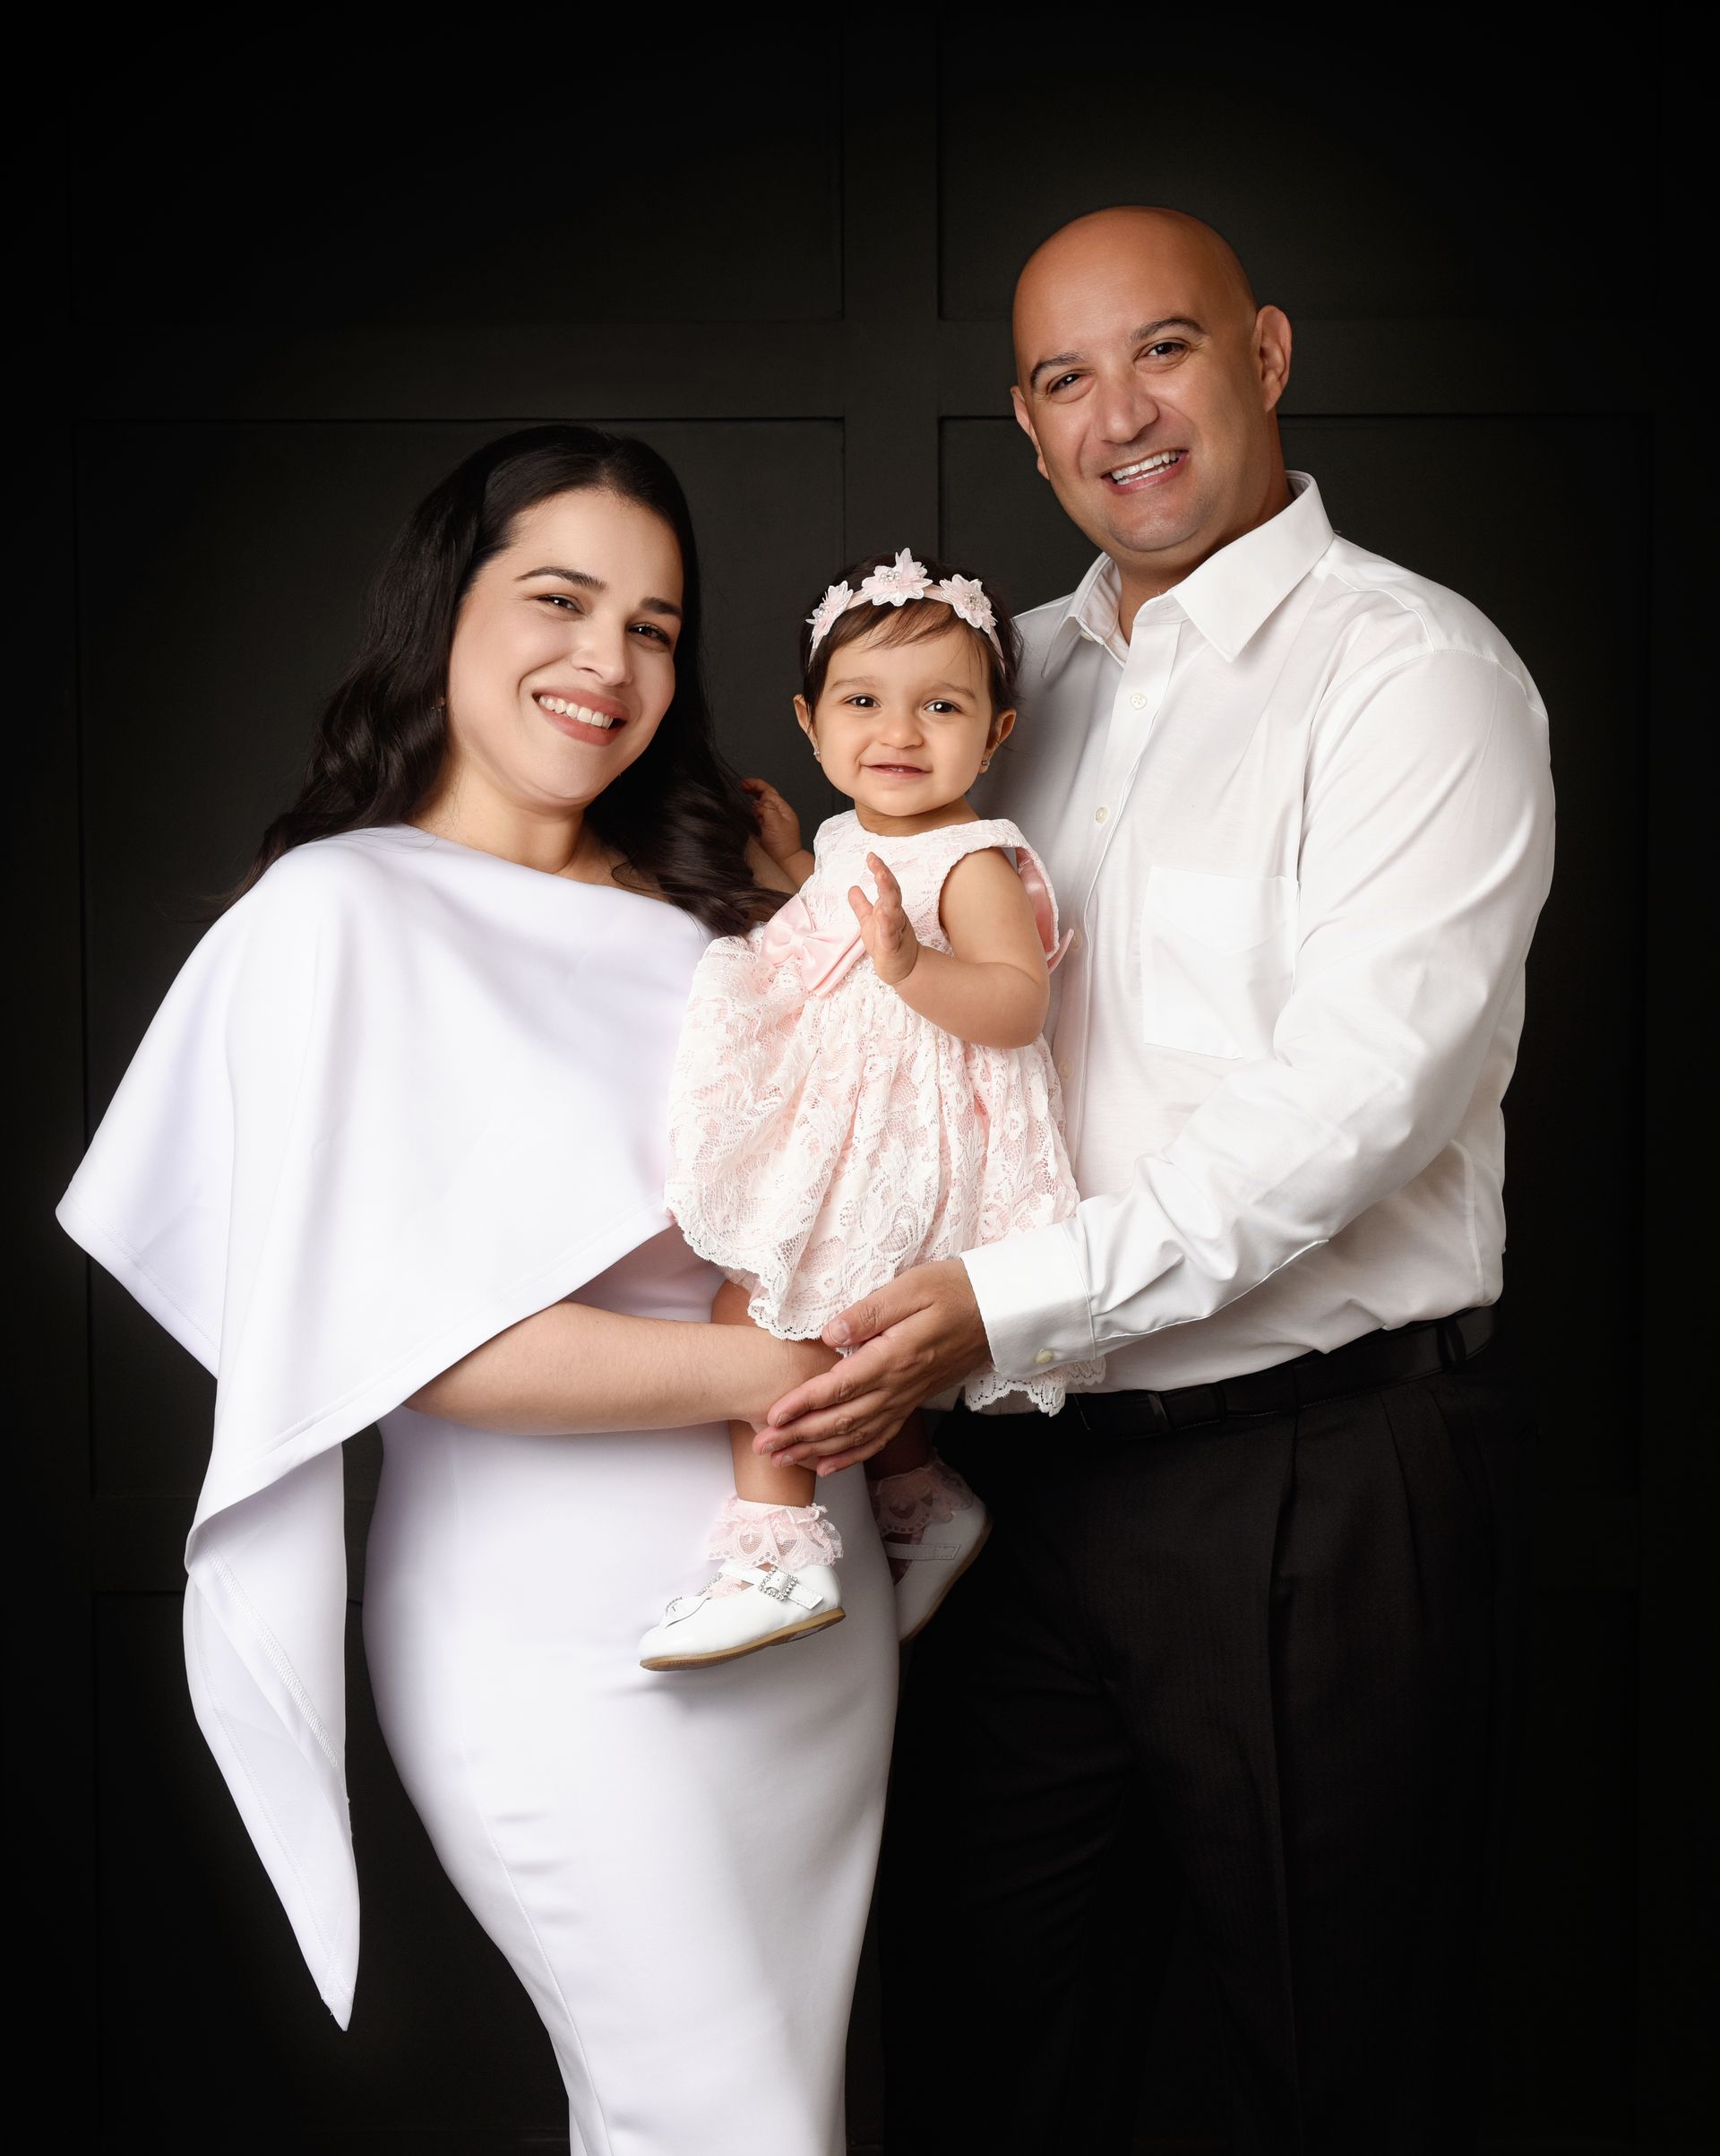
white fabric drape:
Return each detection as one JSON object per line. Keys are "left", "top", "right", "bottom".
{"left": 59, "top": 827, "right": 709, "bottom": 2022}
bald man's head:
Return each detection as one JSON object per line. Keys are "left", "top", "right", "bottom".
{"left": 1013, "top": 208, "right": 1258, "bottom": 371}
{"left": 1009, "top": 206, "right": 1292, "bottom": 612}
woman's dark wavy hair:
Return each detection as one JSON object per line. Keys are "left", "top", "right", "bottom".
{"left": 236, "top": 424, "right": 775, "bottom": 935}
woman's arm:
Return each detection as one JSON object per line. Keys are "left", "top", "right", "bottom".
{"left": 852, "top": 849, "right": 1049, "bottom": 1050}
{"left": 408, "top": 1302, "right": 836, "bottom": 1433}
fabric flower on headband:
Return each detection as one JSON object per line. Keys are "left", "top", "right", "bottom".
{"left": 806, "top": 581, "right": 855, "bottom": 648}
{"left": 856, "top": 549, "right": 933, "bottom": 608}
{"left": 934, "top": 573, "right": 997, "bottom": 644}
{"left": 804, "top": 548, "right": 1004, "bottom": 659}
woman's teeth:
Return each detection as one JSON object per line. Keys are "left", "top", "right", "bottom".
{"left": 1108, "top": 450, "right": 1183, "bottom": 481}
{"left": 536, "top": 694, "right": 621, "bottom": 729}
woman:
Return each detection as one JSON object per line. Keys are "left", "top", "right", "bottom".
{"left": 57, "top": 427, "right": 898, "bottom": 2153}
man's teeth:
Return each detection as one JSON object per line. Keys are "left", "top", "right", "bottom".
{"left": 1109, "top": 450, "right": 1182, "bottom": 481}
{"left": 537, "top": 694, "right": 620, "bottom": 729}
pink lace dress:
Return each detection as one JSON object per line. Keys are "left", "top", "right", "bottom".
{"left": 666, "top": 812, "right": 1101, "bottom": 1411}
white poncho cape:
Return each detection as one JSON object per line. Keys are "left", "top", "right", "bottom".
{"left": 57, "top": 827, "right": 709, "bottom": 2025}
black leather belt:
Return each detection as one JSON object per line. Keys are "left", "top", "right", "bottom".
{"left": 1065, "top": 1307, "right": 1497, "bottom": 1439}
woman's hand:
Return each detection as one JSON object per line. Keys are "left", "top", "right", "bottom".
{"left": 850, "top": 855, "right": 919, "bottom": 986}
{"left": 741, "top": 777, "right": 804, "bottom": 868}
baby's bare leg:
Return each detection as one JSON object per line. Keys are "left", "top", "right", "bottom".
{"left": 712, "top": 1279, "right": 819, "bottom": 1507}
{"left": 866, "top": 1408, "right": 933, "bottom": 1480}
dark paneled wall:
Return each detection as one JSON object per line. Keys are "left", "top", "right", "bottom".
{"left": 22, "top": 29, "right": 1704, "bottom": 2153}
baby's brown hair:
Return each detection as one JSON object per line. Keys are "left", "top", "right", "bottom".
{"left": 799, "top": 552, "right": 1023, "bottom": 715}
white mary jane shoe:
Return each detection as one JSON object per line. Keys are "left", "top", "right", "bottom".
{"left": 885, "top": 1499, "right": 993, "bottom": 1643}
{"left": 639, "top": 1557, "right": 846, "bottom": 1671}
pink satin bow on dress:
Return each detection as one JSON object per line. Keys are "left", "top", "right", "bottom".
{"left": 758, "top": 892, "right": 869, "bottom": 996}
{"left": 1015, "top": 850, "right": 1075, "bottom": 973}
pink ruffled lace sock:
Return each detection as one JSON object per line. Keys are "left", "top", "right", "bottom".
{"left": 705, "top": 1494, "right": 845, "bottom": 1598}
{"left": 869, "top": 1456, "right": 978, "bottom": 1583}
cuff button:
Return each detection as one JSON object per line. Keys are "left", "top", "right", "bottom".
{"left": 1033, "top": 1349, "right": 1055, "bottom": 1367}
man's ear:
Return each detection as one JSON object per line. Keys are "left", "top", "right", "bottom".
{"left": 1255, "top": 306, "right": 1293, "bottom": 414}
{"left": 1010, "top": 386, "right": 1049, "bottom": 481}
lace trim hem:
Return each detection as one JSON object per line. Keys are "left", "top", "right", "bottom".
{"left": 962, "top": 1358, "right": 1106, "bottom": 1414}
{"left": 656, "top": 1218, "right": 836, "bottom": 1343}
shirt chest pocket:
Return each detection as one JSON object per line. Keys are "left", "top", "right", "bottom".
{"left": 1139, "top": 867, "right": 1298, "bottom": 1060}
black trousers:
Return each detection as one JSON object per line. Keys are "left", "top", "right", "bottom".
{"left": 880, "top": 1331, "right": 1531, "bottom": 2154}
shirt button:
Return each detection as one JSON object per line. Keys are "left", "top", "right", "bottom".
{"left": 1066, "top": 932, "right": 1080, "bottom": 954}
{"left": 1056, "top": 1057, "right": 1071, "bottom": 1080}
{"left": 1130, "top": 692, "right": 1146, "bottom": 710}
{"left": 1095, "top": 806, "right": 1109, "bottom": 824}
{"left": 1033, "top": 1349, "right": 1055, "bottom": 1367}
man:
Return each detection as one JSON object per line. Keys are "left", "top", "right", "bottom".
{"left": 764, "top": 207, "right": 1552, "bottom": 2149}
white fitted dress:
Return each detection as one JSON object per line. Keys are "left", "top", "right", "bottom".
{"left": 57, "top": 827, "right": 896, "bottom": 2154}
{"left": 365, "top": 1230, "right": 896, "bottom": 2155}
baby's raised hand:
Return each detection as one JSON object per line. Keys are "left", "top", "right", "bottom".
{"left": 850, "top": 854, "right": 919, "bottom": 985}
{"left": 740, "top": 776, "right": 803, "bottom": 868}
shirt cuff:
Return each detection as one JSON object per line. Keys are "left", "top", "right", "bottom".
{"left": 960, "top": 1221, "right": 1096, "bottom": 1380}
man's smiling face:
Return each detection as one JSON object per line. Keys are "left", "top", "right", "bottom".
{"left": 1010, "top": 208, "right": 1292, "bottom": 599}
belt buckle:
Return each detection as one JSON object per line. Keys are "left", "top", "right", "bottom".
{"left": 1073, "top": 1394, "right": 1122, "bottom": 1438}
{"left": 1075, "top": 1390, "right": 1179, "bottom": 1439}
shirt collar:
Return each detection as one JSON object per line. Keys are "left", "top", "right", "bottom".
{"left": 1040, "top": 471, "right": 1335, "bottom": 677}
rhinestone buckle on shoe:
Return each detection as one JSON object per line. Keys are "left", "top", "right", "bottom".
{"left": 755, "top": 1570, "right": 803, "bottom": 1604}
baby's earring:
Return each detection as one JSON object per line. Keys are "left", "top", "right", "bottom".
{"left": 810, "top": 740, "right": 821, "bottom": 762}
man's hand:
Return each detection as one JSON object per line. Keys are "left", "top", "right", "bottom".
{"left": 850, "top": 855, "right": 920, "bottom": 986}
{"left": 757, "top": 1259, "right": 991, "bottom": 1473}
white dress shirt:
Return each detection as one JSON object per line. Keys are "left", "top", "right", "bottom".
{"left": 962, "top": 474, "right": 1555, "bottom": 1393}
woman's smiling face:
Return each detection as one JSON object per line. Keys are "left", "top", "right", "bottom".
{"left": 797, "top": 617, "right": 1014, "bottom": 833}
{"left": 441, "top": 487, "right": 684, "bottom": 823}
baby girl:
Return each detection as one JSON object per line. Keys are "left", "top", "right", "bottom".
{"left": 642, "top": 548, "right": 1097, "bottom": 1669}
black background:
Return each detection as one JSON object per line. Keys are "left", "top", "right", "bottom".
{"left": 17, "top": 21, "right": 1709, "bottom": 2152}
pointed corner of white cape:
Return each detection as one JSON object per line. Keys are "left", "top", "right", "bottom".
{"left": 74, "top": 820, "right": 712, "bottom": 2027}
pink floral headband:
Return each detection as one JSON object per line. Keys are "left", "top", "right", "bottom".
{"left": 806, "top": 549, "right": 1002, "bottom": 660}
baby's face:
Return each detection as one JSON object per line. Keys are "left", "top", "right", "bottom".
{"left": 799, "top": 621, "right": 1011, "bottom": 832}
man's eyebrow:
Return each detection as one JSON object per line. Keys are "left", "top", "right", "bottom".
{"left": 515, "top": 565, "right": 682, "bottom": 620}
{"left": 1130, "top": 316, "right": 1204, "bottom": 341}
{"left": 1027, "top": 352, "right": 1084, "bottom": 392}
{"left": 1028, "top": 317, "right": 1206, "bottom": 392}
